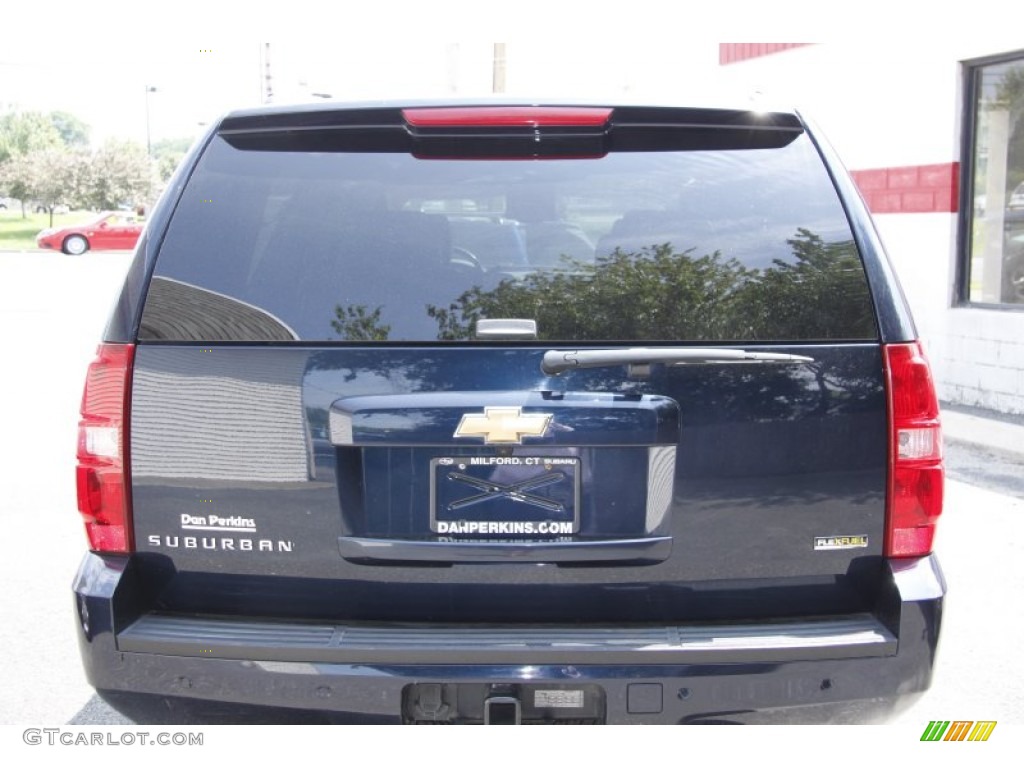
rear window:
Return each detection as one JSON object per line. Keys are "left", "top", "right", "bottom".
{"left": 140, "top": 128, "right": 877, "bottom": 343}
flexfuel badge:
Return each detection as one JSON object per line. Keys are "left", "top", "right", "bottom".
{"left": 814, "top": 535, "right": 869, "bottom": 550}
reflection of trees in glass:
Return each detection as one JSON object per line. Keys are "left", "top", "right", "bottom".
{"left": 742, "top": 229, "right": 875, "bottom": 341}
{"left": 331, "top": 305, "right": 391, "bottom": 341}
{"left": 426, "top": 229, "right": 874, "bottom": 342}
{"left": 430, "top": 243, "right": 753, "bottom": 341}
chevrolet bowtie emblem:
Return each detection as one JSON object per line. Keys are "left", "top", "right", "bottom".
{"left": 453, "top": 406, "right": 552, "bottom": 445}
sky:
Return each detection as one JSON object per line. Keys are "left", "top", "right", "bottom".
{"left": 0, "top": 36, "right": 742, "bottom": 148}
{"left": 0, "top": 40, "right": 725, "bottom": 147}
{"left": 1, "top": 0, "right": 1017, "bottom": 150}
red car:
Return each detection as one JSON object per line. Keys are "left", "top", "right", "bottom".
{"left": 36, "top": 212, "right": 143, "bottom": 255}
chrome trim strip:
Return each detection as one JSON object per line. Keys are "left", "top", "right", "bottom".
{"left": 337, "top": 535, "right": 672, "bottom": 564}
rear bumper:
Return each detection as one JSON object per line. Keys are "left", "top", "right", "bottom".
{"left": 74, "top": 553, "right": 944, "bottom": 724}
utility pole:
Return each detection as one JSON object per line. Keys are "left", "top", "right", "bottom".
{"left": 263, "top": 43, "right": 273, "bottom": 104}
{"left": 446, "top": 44, "right": 460, "bottom": 94}
{"left": 492, "top": 43, "right": 506, "bottom": 94}
{"left": 144, "top": 85, "right": 157, "bottom": 157}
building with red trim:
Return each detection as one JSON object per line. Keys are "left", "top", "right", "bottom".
{"left": 718, "top": 43, "right": 1024, "bottom": 416}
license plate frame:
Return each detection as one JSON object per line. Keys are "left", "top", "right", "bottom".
{"left": 429, "top": 455, "right": 581, "bottom": 537}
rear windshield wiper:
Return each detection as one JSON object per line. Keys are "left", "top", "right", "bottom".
{"left": 541, "top": 347, "right": 814, "bottom": 377}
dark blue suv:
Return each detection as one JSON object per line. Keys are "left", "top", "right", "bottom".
{"left": 73, "top": 101, "right": 945, "bottom": 724}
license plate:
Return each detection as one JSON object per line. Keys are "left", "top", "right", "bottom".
{"left": 430, "top": 456, "right": 580, "bottom": 536}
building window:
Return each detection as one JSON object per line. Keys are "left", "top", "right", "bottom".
{"left": 963, "top": 51, "right": 1024, "bottom": 305}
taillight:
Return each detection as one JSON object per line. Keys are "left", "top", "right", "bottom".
{"left": 883, "top": 342, "right": 943, "bottom": 557}
{"left": 76, "top": 343, "right": 134, "bottom": 552}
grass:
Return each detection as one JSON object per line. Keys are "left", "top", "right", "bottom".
{"left": 0, "top": 209, "right": 96, "bottom": 251}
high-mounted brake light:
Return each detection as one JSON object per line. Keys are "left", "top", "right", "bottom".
{"left": 76, "top": 343, "right": 134, "bottom": 552}
{"left": 403, "top": 106, "right": 612, "bottom": 128}
{"left": 883, "top": 342, "right": 943, "bottom": 558}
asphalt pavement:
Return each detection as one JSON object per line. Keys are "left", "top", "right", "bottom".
{"left": 942, "top": 403, "right": 1024, "bottom": 499}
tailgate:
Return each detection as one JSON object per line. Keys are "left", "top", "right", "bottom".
{"left": 125, "top": 104, "right": 889, "bottom": 625}
{"left": 129, "top": 342, "right": 887, "bottom": 623}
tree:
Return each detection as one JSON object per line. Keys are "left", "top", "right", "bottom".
{"left": 425, "top": 230, "right": 876, "bottom": 343}
{"left": 151, "top": 137, "right": 193, "bottom": 183}
{"left": 83, "top": 139, "right": 155, "bottom": 211}
{"left": 47, "top": 111, "right": 91, "bottom": 148}
{"left": 0, "top": 111, "right": 62, "bottom": 164}
{"left": 24, "top": 147, "right": 91, "bottom": 227}
{"left": 1, "top": 130, "right": 156, "bottom": 218}
{"left": 0, "top": 111, "right": 64, "bottom": 216}
{"left": 0, "top": 153, "right": 34, "bottom": 213}
{"left": 0, "top": 146, "right": 91, "bottom": 226}
{"left": 428, "top": 244, "right": 755, "bottom": 342}
{"left": 738, "top": 229, "right": 875, "bottom": 341}
{"left": 331, "top": 305, "right": 391, "bottom": 341}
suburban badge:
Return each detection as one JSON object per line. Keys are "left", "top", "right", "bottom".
{"left": 453, "top": 406, "right": 552, "bottom": 445}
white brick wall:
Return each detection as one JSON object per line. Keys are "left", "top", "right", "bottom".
{"left": 998, "top": 341, "right": 1024, "bottom": 366}
{"left": 935, "top": 309, "right": 1024, "bottom": 414}
{"left": 720, "top": 43, "right": 1024, "bottom": 416}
